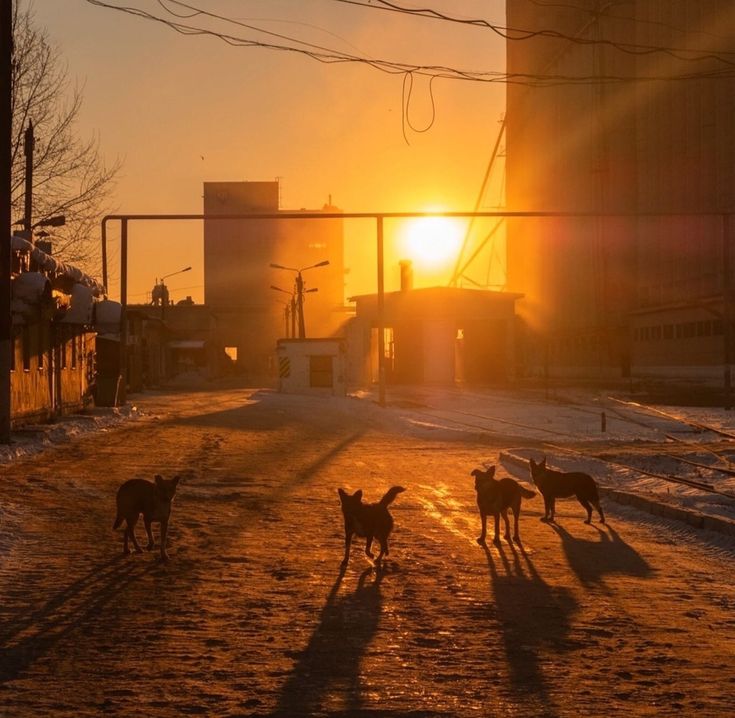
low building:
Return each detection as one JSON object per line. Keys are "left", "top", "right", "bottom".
{"left": 10, "top": 234, "right": 105, "bottom": 425}
{"left": 346, "top": 287, "right": 522, "bottom": 386}
{"left": 276, "top": 338, "right": 347, "bottom": 396}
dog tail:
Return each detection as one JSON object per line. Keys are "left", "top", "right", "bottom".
{"left": 113, "top": 514, "right": 123, "bottom": 530}
{"left": 379, "top": 486, "right": 406, "bottom": 507}
{"left": 519, "top": 486, "right": 536, "bottom": 499}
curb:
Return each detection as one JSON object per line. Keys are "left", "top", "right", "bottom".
{"left": 499, "top": 450, "right": 735, "bottom": 539}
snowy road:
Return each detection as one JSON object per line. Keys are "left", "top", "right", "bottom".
{"left": 0, "top": 386, "right": 733, "bottom": 717}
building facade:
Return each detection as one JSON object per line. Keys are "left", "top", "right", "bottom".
{"left": 203, "top": 181, "right": 345, "bottom": 377}
{"left": 505, "top": 1, "right": 735, "bottom": 387}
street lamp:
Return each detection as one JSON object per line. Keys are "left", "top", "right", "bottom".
{"left": 270, "top": 260, "right": 329, "bottom": 338}
{"left": 33, "top": 215, "right": 66, "bottom": 229}
{"left": 154, "top": 265, "right": 191, "bottom": 318}
{"left": 270, "top": 285, "right": 297, "bottom": 338}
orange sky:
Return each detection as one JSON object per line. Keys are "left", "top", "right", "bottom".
{"left": 30, "top": 0, "right": 506, "bottom": 304}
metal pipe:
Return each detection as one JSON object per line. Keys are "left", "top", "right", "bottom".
{"left": 119, "top": 218, "right": 128, "bottom": 404}
{"left": 377, "top": 216, "right": 385, "bottom": 407}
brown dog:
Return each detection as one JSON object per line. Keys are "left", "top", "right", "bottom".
{"left": 529, "top": 457, "right": 604, "bottom": 524}
{"left": 338, "top": 486, "right": 406, "bottom": 566}
{"left": 113, "top": 474, "right": 180, "bottom": 561}
{"left": 472, "top": 466, "right": 535, "bottom": 546}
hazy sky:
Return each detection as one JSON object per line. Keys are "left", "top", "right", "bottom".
{"left": 29, "top": 0, "right": 507, "bottom": 303}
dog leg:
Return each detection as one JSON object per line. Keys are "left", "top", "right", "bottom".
{"left": 512, "top": 507, "right": 521, "bottom": 543}
{"left": 376, "top": 537, "right": 388, "bottom": 564}
{"left": 123, "top": 522, "right": 132, "bottom": 555}
{"left": 540, "top": 496, "right": 551, "bottom": 522}
{"left": 127, "top": 517, "right": 143, "bottom": 553}
{"left": 594, "top": 499, "right": 605, "bottom": 524}
{"left": 365, "top": 536, "right": 375, "bottom": 560}
{"left": 341, "top": 530, "right": 353, "bottom": 566}
{"left": 548, "top": 498, "right": 556, "bottom": 523}
{"left": 477, "top": 512, "right": 487, "bottom": 546}
{"left": 501, "top": 509, "right": 512, "bottom": 543}
{"left": 144, "top": 517, "right": 155, "bottom": 551}
{"left": 578, "top": 497, "right": 593, "bottom": 524}
{"left": 493, "top": 513, "right": 502, "bottom": 546}
{"left": 159, "top": 519, "right": 169, "bottom": 561}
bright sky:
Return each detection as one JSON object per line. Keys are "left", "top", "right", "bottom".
{"left": 29, "top": 0, "right": 507, "bottom": 303}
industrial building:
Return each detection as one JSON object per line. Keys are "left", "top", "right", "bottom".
{"left": 203, "top": 181, "right": 345, "bottom": 377}
{"left": 504, "top": 1, "right": 735, "bottom": 391}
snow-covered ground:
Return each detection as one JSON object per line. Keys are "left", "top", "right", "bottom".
{"left": 5, "top": 383, "right": 735, "bottom": 528}
{"left": 349, "top": 385, "right": 735, "bottom": 526}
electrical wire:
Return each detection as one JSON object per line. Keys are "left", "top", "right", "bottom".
{"left": 401, "top": 71, "right": 436, "bottom": 144}
{"left": 332, "top": 0, "right": 735, "bottom": 65}
{"left": 84, "top": 0, "right": 735, "bottom": 86}
{"left": 524, "top": 0, "right": 735, "bottom": 45}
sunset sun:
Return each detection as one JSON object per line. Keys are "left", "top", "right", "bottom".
{"left": 403, "top": 216, "right": 464, "bottom": 268}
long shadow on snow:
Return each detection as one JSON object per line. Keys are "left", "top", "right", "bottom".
{"left": 550, "top": 523, "right": 654, "bottom": 587}
{"left": 0, "top": 555, "right": 154, "bottom": 683}
{"left": 270, "top": 564, "right": 384, "bottom": 716}
{"left": 484, "top": 542, "right": 577, "bottom": 718}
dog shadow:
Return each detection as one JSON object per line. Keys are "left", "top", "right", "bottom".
{"left": 272, "top": 564, "right": 384, "bottom": 716}
{"left": 484, "top": 542, "right": 577, "bottom": 717}
{"left": 0, "top": 555, "right": 153, "bottom": 684}
{"left": 550, "top": 523, "right": 653, "bottom": 587}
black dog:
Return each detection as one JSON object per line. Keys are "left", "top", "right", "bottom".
{"left": 338, "top": 486, "right": 406, "bottom": 566}
{"left": 529, "top": 457, "right": 604, "bottom": 524}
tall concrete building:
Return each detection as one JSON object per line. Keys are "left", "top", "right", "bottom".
{"left": 505, "top": 1, "right": 735, "bottom": 387}
{"left": 203, "top": 181, "right": 344, "bottom": 375}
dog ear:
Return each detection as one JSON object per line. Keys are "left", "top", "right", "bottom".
{"left": 172, "top": 475, "right": 181, "bottom": 486}
{"left": 154, "top": 474, "right": 164, "bottom": 487}
{"left": 488, "top": 465, "right": 496, "bottom": 477}
{"left": 529, "top": 458, "right": 536, "bottom": 469}
{"left": 540, "top": 457, "right": 547, "bottom": 468}
{"left": 353, "top": 489, "right": 363, "bottom": 501}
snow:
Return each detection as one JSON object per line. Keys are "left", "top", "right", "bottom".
{"left": 348, "top": 385, "right": 735, "bottom": 528}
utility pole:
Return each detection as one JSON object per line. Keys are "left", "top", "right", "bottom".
{"left": 295, "top": 271, "right": 305, "bottom": 339}
{"left": 0, "top": 0, "right": 13, "bottom": 443}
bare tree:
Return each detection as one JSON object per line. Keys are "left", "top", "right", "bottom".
{"left": 11, "top": 2, "right": 119, "bottom": 275}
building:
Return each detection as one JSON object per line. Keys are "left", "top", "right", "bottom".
{"left": 505, "top": 1, "right": 735, "bottom": 388}
{"left": 10, "top": 234, "right": 104, "bottom": 424}
{"left": 347, "top": 285, "right": 521, "bottom": 386}
{"left": 203, "top": 181, "right": 345, "bottom": 377}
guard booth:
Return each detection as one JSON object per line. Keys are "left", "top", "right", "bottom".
{"left": 276, "top": 338, "right": 346, "bottom": 396}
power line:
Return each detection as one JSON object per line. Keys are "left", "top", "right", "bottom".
{"left": 524, "top": 0, "right": 735, "bottom": 45}
{"left": 84, "top": 0, "right": 735, "bottom": 86}
{"left": 331, "top": 0, "right": 735, "bottom": 65}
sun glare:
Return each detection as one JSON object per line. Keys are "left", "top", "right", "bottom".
{"left": 403, "top": 216, "right": 463, "bottom": 268}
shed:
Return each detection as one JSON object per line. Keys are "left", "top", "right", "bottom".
{"left": 276, "top": 338, "right": 346, "bottom": 396}
{"left": 347, "top": 286, "right": 522, "bottom": 385}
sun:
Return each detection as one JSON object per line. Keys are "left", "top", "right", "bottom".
{"left": 403, "top": 216, "right": 464, "bottom": 268}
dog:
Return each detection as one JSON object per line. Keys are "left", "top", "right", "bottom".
{"left": 529, "top": 457, "right": 604, "bottom": 524}
{"left": 338, "top": 486, "right": 406, "bottom": 566}
{"left": 114, "top": 474, "right": 180, "bottom": 561}
{"left": 472, "top": 466, "right": 536, "bottom": 546}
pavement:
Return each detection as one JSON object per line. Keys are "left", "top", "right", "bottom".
{"left": 0, "top": 384, "right": 734, "bottom": 717}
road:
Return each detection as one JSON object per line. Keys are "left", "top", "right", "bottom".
{"left": 0, "top": 385, "right": 733, "bottom": 717}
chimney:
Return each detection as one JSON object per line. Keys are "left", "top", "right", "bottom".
{"left": 399, "top": 260, "right": 413, "bottom": 292}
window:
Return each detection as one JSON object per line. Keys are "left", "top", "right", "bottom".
{"left": 309, "top": 355, "right": 333, "bottom": 388}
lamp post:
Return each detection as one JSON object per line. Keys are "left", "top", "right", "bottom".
{"left": 155, "top": 266, "right": 191, "bottom": 319}
{"left": 270, "top": 285, "right": 297, "bottom": 338}
{"left": 270, "top": 260, "right": 329, "bottom": 338}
